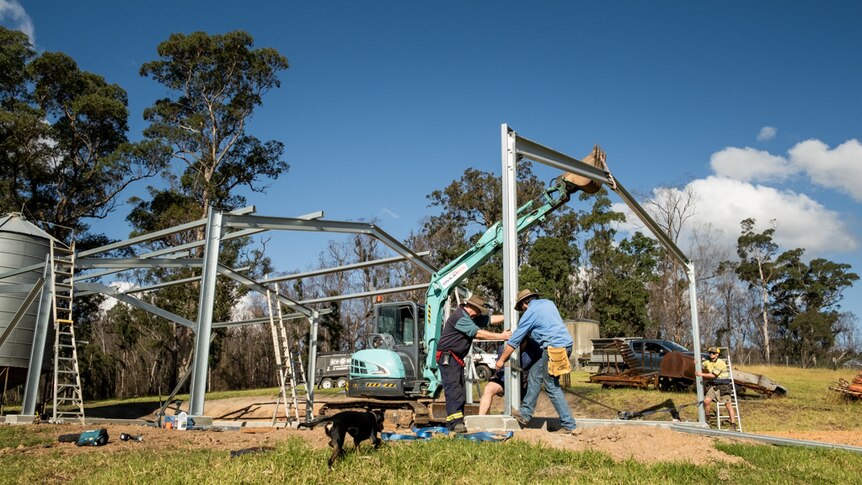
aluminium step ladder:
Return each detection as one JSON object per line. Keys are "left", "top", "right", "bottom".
{"left": 714, "top": 346, "right": 742, "bottom": 432}
{"left": 266, "top": 281, "right": 306, "bottom": 426}
{"left": 50, "top": 240, "right": 85, "bottom": 424}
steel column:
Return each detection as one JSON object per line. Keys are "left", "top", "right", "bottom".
{"left": 688, "top": 263, "right": 706, "bottom": 424}
{"left": 188, "top": 207, "right": 223, "bottom": 416}
{"left": 21, "top": 259, "right": 52, "bottom": 415}
{"left": 501, "top": 124, "right": 520, "bottom": 414}
{"left": 305, "top": 311, "right": 320, "bottom": 421}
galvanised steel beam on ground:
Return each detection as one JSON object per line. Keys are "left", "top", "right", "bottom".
{"left": 670, "top": 423, "right": 862, "bottom": 454}
{"left": 223, "top": 215, "right": 436, "bottom": 275}
{"left": 189, "top": 208, "right": 223, "bottom": 417}
{"left": 21, "top": 258, "right": 51, "bottom": 415}
{"left": 77, "top": 282, "right": 196, "bottom": 328}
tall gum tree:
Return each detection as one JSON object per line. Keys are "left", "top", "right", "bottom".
{"left": 139, "top": 30, "right": 289, "bottom": 218}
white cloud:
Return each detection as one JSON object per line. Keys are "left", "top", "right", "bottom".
{"left": 99, "top": 281, "right": 137, "bottom": 313}
{"left": 0, "top": 0, "right": 35, "bottom": 45}
{"left": 710, "top": 146, "right": 795, "bottom": 182}
{"left": 788, "top": 139, "right": 862, "bottom": 202}
{"left": 615, "top": 176, "right": 857, "bottom": 256}
{"left": 757, "top": 126, "right": 777, "bottom": 142}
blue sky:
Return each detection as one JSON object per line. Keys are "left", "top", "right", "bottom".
{"left": 3, "top": 1, "right": 861, "bottom": 323}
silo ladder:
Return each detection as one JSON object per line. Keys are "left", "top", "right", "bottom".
{"left": 50, "top": 240, "right": 85, "bottom": 425}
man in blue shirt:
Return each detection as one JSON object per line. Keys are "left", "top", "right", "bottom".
{"left": 437, "top": 293, "right": 511, "bottom": 433}
{"left": 495, "top": 289, "right": 576, "bottom": 432}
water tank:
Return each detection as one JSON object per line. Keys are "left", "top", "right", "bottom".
{"left": 0, "top": 213, "right": 56, "bottom": 389}
{"left": 565, "top": 319, "right": 600, "bottom": 366}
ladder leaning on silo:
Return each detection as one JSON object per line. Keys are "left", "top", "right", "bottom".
{"left": 266, "top": 281, "right": 304, "bottom": 426}
{"left": 49, "top": 239, "right": 85, "bottom": 425}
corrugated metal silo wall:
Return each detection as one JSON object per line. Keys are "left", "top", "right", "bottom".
{"left": 0, "top": 226, "right": 51, "bottom": 387}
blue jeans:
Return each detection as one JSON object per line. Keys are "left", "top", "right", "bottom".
{"left": 520, "top": 347, "right": 576, "bottom": 431}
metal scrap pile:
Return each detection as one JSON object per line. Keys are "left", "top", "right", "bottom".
{"left": 830, "top": 371, "right": 862, "bottom": 400}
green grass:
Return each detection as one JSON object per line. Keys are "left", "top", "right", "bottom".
{"left": 562, "top": 366, "right": 861, "bottom": 435}
{"left": 1, "top": 435, "right": 861, "bottom": 485}
{"left": 3, "top": 366, "right": 860, "bottom": 484}
{"left": 0, "top": 425, "right": 54, "bottom": 449}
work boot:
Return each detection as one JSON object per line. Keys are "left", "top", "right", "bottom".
{"left": 452, "top": 423, "right": 468, "bottom": 434}
{"left": 511, "top": 409, "right": 528, "bottom": 427}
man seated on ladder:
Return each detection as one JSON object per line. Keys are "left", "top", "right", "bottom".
{"left": 696, "top": 346, "right": 737, "bottom": 429}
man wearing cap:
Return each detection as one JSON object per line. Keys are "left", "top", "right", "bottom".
{"left": 437, "top": 293, "right": 511, "bottom": 433}
{"left": 696, "top": 347, "right": 737, "bottom": 428}
{"left": 495, "top": 289, "right": 577, "bottom": 432}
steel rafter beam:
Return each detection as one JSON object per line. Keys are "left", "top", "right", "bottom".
{"left": 76, "top": 205, "right": 256, "bottom": 258}
{"left": 297, "top": 283, "right": 429, "bottom": 305}
{"left": 222, "top": 214, "right": 436, "bottom": 275}
{"left": 212, "top": 309, "right": 333, "bottom": 329}
{"left": 259, "top": 251, "right": 430, "bottom": 285}
{"left": 0, "top": 278, "right": 44, "bottom": 350}
{"left": 77, "top": 282, "right": 196, "bottom": 328}
{"left": 75, "top": 258, "right": 202, "bottom": 269}
{"left": 216, "top": 264, "right": 314, "bottom": 317}
{"left": 74, "top": 210, "right": 322, "bottom": 283}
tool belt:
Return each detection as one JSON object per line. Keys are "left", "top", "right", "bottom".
{"left": 711, "top": 378, "right": 733, "bottom": 394}
{"left": 547, "top": 346, "right": 571, "bottom": 377}
{"left": 436, "top": 350, "right": 465, "bottom": 367}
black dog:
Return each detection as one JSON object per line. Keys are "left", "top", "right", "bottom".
{"left": 298, "top": 410, "right": 384, "bottom": 468}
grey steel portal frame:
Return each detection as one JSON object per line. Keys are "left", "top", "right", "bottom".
{"left": 11, "top": 205, "right": 434, "bottom": 420}
{"left": 500, "top": 124, "right": 706, "bottom": 425}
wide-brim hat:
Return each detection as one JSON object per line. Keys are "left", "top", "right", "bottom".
{"left": 515, "top": 289, "right": 539, "bottom": 311}
{"left": 464, "top": 294, "right": 487, "bottom": 315}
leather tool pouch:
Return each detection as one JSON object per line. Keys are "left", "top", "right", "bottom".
{"left": 547, "top": 346, "right": 571, "bottom": 377}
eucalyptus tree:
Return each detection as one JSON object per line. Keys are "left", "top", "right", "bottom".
{"left": 0, "top": 26, "right": 168, "bottom": 238}
{"left": 770, "top": 250, "right": 858, "bottom": 367}
{"left": 733, "top": 218, "right": 782, "bottom": 362}
{"left": 117, "top": 31, "right": 290, "bottom": 392}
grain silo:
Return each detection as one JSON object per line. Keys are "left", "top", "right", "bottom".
{"left": 0, "top": 213, "right": 56, "bottom": 389}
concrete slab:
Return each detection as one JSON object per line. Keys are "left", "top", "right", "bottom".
{"left": 189, "top": 415, "right": 213, "bottom": 426}
{"left": 464, "top": 414, "right": 520, "bottom": 431}
{"left": 5, "top": 414, "right": 36, "bottom": 425}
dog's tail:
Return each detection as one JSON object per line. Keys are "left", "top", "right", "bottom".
{"left": 296, "top": 416, "right": 334, "bottom": 429}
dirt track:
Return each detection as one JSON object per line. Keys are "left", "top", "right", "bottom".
{"left": 5, "top": 393, "right": 858, "bottom": 465}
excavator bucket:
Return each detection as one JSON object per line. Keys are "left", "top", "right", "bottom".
{"left": 559, "top": 144, "right": 606, "bottom": 194}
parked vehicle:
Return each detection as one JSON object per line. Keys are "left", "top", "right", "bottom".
{"left": 315, "top": 352, "right": 351, "bottom": 389}
{"left": 470, "top": 345, "right": 498, "bottom": 381}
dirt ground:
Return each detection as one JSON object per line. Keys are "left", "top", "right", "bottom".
{"left": 3, "top": 394, "right": 857, "bottom": 465}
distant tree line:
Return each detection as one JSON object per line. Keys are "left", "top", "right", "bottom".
{"left": 1, "top": 26, "right": 857, "bottom": 403}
